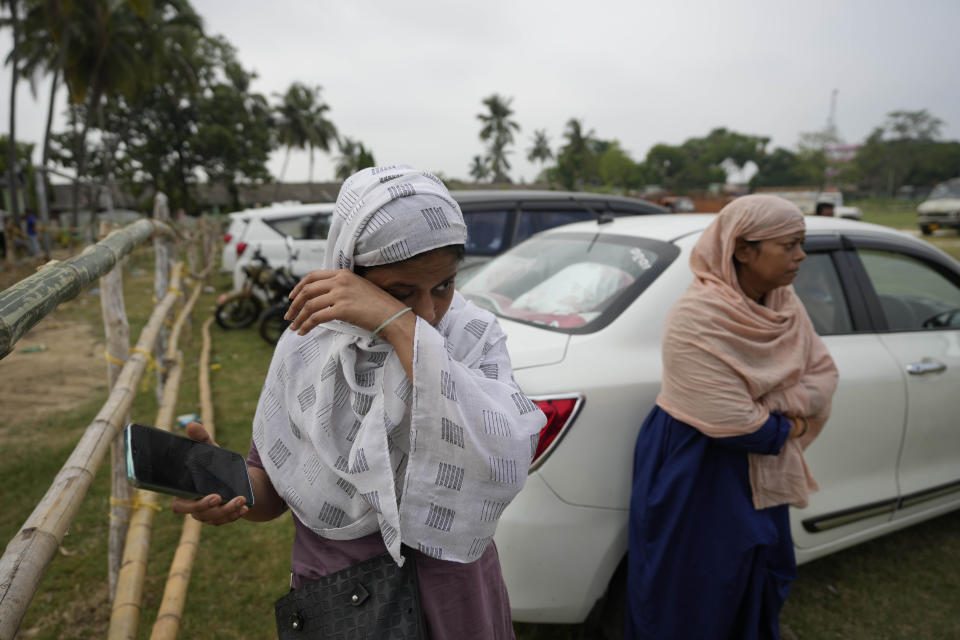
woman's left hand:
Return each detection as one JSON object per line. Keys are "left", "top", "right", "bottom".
{"left": 285, "top": 269, "right": 408, "bottom": 335}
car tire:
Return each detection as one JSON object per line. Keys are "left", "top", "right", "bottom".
{"left": 584, "top": 556, "right": 627, "bottom": 640}
{"left": 920, "top": 224, "right": 934, "bottom": 236}
{"left": 215, "top": 295, "right": 262, "bottom": 330}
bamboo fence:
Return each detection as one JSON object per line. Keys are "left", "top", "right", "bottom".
{"left": 0, "top": 264, "right": 183, "bottom": 640}
{"left": 108, "top": 354, "right": 184, "bottom": 640}
{"left": 0, "top": 218, "right": 174, "bottom": 360}
{"left": 0, "top": 207, "right": 219, "bottom": 640}
{"left": 109, "top": 257, "right": 213, "bottom": 639}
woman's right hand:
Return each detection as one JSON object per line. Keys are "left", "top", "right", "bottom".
{"left": 170, "top": 421, "right": 249, "bottom": 525}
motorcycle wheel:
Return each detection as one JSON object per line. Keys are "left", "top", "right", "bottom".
{"left": 259, "top": 304, "right": 292, "bottom": 345}
{"left": 215, "top": 295, "right": 263, "bottom": 329}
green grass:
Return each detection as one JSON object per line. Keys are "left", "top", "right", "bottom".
{"left": 854, "top": 197, "right": 921, "bottom": 230}
{"left": 2, "top": 207, "right": 960, "bottom": 638}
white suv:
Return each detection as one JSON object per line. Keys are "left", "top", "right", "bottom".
{"left": 229, "top": 203, "right": 335, "bottom": 292}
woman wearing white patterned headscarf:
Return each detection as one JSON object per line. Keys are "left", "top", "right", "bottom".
{"left": 173, "top": 165, "right": 545, "bottom": 639}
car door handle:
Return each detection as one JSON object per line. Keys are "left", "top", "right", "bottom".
{"left": 905, "top": 359, "right": 947, "bottom": 375}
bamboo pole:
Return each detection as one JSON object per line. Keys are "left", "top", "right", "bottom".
{"left": 150, "top": 317, "right": 217, "bottom": 640}
{"left": 100, "top": 255, "right": 133, "bottom": 602}
{"left": 107, "top": 355, "right": 183, "bottom": 640}
{"left": 153, "top": 193, "right": 172, "bottom": 405}
{"left": 107, "top": 264, "right": 209, "bottom": 640}
{"left": 0, "top": 218, "right": 173, "bottom": 359}
{"left": 0, "top": 264, "right": 183, "bottom": 640}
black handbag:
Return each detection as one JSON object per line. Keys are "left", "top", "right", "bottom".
{"left": 274, "top": 550, "right": 427, "bottom": 639}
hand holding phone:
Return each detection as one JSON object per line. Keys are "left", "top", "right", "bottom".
{"left": 126, "top": 421, "right": 252, "bottom": 525}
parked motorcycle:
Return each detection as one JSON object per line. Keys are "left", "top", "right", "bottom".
{"left": 258, "top": 236, "right": 301, "bottom": 345}
{"left": 214, "top": 249, "right": 273, "bottom": 329}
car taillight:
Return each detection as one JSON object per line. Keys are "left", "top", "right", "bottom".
{"left": 236, "top": 241, "right": 248, "bottom": 256}
{"left": 530, "top": 395, "right": 583, "bottom": 469}
{"left": 223, "top": 233, "right": 232, "bottom": 244}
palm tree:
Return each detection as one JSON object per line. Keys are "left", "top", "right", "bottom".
{"left": 335, "top": 137, "right": 375, "bottom": 180}
{"left": 14, "top": 0, "right": 68, "bottom": 256}
{"left": 562, "top": 118, "right": 595, "bottom": 157}
{"left": 527, "top": 129, "right": 553, "bottom": 169}
{"left": 2, "top": 0, "right": 23, "bottom": 227}
{"left": 476, "top": 94, "right": 520, "bottom": 183}
{"left": 468, "top": 155, "right": 491, "bottom": 183}
{"left": 274, "top": 82, "right": 337, "bottom": 188}
{"left": 554, "top": 119, "right": 597, "bottom": 190}
{"left": 54, "top": 0, "right": 199, "bottom": 238}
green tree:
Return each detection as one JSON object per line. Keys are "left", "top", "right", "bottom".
{"left": 191, "top": 44, "right": 275, "bottom": 209}
{"left": 549, "top": 118, "right": 597, "bottom": 189}
{"left": 468, "top": 155, "right": 491, "bottom": 183}
{"left": 852, "top": 109, "right": 952, "bottom": 196}
{"left": 750, "top": 147, "right": 823, "bottom": 189}
{"left": 476, "top": 94, "right": 520, "bottom": 183}
{"left": 334, "top": 138, "right": 375, "bottom": 180}
{"left": 597, "top": 141, "right": 639, "bottom": 191}
{"left": 526, "top": 129, "right": 553, "bottom": 169}
{"left": 641, "top": 127, "right": 769, "bottom": 192}
{"left": 275, "top": 82, "right": 337, "bottom": 186}
{"left": 1, "top": 0, "right": 23, "bottom": 225}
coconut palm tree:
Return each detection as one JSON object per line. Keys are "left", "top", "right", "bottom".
{"left": 13, "top": 0, "right": 65, "bottom": 255}
{"left": 274, "top": 82, "right": 337, "bottom": 188}
{"left": 53, "top": 0, "right": 200, "bottom": 238}
{"left": 335, "top": 137, "right": 375, "bottom": 180}
{"left": 476, "top": 93, "right": 520, "bottom": 183}
{"left": 468, "top": 155, "right": 491, "bottom": 183}
{"left": 527, "top": 129, "right": 553, "bottom": 168}
{"left": 1, "top": 0, "right": 23, "bottom": 227}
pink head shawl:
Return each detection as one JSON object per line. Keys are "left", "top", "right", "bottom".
{"left": 656, "top": 195, "right": 839, "bottom": 509}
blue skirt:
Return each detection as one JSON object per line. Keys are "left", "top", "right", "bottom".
{"left": 626, "top": 406, "right": 796, "bottom": 640}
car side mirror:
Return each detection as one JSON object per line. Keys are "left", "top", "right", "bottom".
{"left": 285, "top": 235, "right": 299, "bottom": 261}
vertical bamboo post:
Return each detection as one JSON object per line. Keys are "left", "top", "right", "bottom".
{"left": 99, "top": 246, "right": 132, "bottom": 602}
{"left": 153, "top": 193, "right": 171, "bottom": 405}
{"left": 150, "top": 317, "right": 217, "bottom": 640}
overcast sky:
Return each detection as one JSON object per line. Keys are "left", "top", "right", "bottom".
{"left": 3, "top": 0, "right": 960, "bottom": 187}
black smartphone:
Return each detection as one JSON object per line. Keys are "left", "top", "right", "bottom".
{"left": 124, "top": 422, "right": 254, "bottom": 506}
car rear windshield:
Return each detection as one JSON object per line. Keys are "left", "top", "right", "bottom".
{"left": 460, "top": 232, "right": 679, "bottom": 334}
{"left": 265, "top": 214, "right": 331, "bottom": 240}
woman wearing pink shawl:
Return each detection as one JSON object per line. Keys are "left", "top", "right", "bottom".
{"left": 626, "top": 195, "right": 838, "bottom": 639}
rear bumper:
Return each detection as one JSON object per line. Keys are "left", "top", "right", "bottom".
{"left": 494, "top": 473, "right": 628, "bottom": 623}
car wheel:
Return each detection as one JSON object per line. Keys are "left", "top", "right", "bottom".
{"left": 215, "top": 295, "right": 262, "bottom": 329}
{"left": 920, "top": 224, "right": 934, "bottom": 236}
{"left": 584, "top": 557, "right": 627, "bottom": 640}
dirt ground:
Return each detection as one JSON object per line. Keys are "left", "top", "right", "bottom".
{"left": 0, "top": 314, "right": 105, "bottom": 428}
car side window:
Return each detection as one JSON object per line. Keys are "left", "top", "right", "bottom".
{"left": 792, "top": 252, "right": 854, "bottom": 335}
{"left": 858, "top": 249, "right": 960, "bottom": 331}
{"left": 464, "top": 210, "right": 510, "bottom": 255}
{"left": 266, "top": 215, "right": 315, "bottom": 240}
{"left": 514, "top": 210, "right": 593, "bottom": 244}
{"left": 305, "top": 214, "right": 331, "bottom": 240}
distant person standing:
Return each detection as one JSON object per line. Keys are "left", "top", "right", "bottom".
{"left": 815, "top": 202, "right": 835, "bottom": 217}
{"left": 25, "top": 212, "right": 40, "bottom": 256}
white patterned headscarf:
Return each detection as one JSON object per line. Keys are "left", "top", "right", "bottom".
{"left": 252, "top": 165, "right": 546, "bottom": 565}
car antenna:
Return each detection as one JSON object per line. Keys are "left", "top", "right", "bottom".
{"left": 583, "top": 201, "right": 614, "bottom": 225}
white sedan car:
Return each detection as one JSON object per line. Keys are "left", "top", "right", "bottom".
{"left": 461, "top": 214, "right": 960, "bottom": 631}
